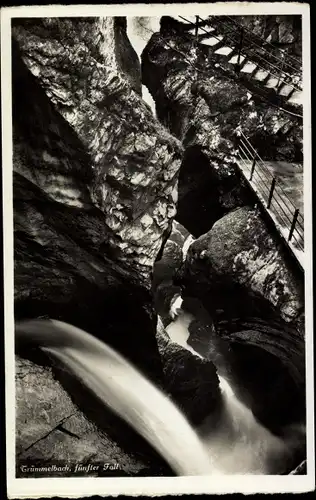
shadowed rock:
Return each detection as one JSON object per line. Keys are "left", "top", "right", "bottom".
{"left": 156, "top": 319, "right": 221, "bottom": 426}
{"left": 176, "top": 207, "right": 305, "bottom": 434}
{"left": 153, "top": 221, "right": 192, "bottom": 321}
{"left": 12, "top": 16, "right": 185, "bottom": 471}
{"left": 15, "top": 355, "right": 147, "bottom": 477}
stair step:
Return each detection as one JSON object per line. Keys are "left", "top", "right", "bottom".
{"left": 287, "top": 90, "right": 303, "bottom": 105}
{"left": 240, "top": 62, "right": 257, "bottom": 74}
{"left": 175, "top": 16, "right": 197, "bottom": 24}
{"left": 265, "top": 77, "right": 280, "bottom": 89}
{"left": 254, "top": 69, "right": 270, "bottom": 81}
{"left": 228, "top": 54, "right": 246, "bottom": 65}
{"left": 200, "top": 35, "right": 223, "bottom": 46}
{"left": 278, "top": 84, "right": 295, "bottom": 97}
{"left": 214, "top": 46, "right": 234, "bottom": 56}
{"left": 187, "top": 26, "right": 215, "bottom": 35}
{"left": 199, "top": 25, "right": 215, "bottom": 34}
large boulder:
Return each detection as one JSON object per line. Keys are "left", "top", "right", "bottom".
{"left": 181, "top": 206, "right": 304, "bottom": 326}
{"left": 156, "top": 319, "right": 221, "bottom": 426}
{"left": 176, "top": 207, "right": 305, "bottom": 433}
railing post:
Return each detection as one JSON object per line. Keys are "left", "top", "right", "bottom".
{"left": 249, "top": 156, "right": 256, "bottom": 181}
{"left": 267, "top": 177, "right": 276, "bottom": 209}
{"left": 235, "top": 27, "right": 244, "bottom": 75}
{"left": 195, "top": 15, "right": 199, "bottom": 42}
{"left": 288, "top": 208, "right": 299, "bottom": 242}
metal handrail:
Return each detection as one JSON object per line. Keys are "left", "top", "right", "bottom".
{"left": 221, "top": 15, "right": 302, "bottom": 67}
{"left": 210, "top": 15, "right": 302, "bottom": 74}
{"left": 197, "top": 15, "right": 302, "bottom": 92}
{"left": 236, "top": 132, "right": 304, "bottom": 252}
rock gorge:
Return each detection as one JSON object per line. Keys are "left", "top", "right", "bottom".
{"left": 13, "top": 15, "right": 305, "bottom": 475}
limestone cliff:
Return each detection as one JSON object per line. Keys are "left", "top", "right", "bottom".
{"left": 13, "top": 17, "right": 182, "bottom": 282}
{"left": 12, "top": 17, "right": 185, "bottom": 382}
{"left": 142, "top": 17, "right": 302, "bottom": 235}
{"left": 12, "top": 17, "right": 185, "bottom": 473}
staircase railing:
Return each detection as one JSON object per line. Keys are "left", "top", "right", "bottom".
{"left": 218, "top": 15, "right": 302, "bottom": 70}
{"left": 180, "top": 14, "right": 302, "bottom": 94}
{"left": 200, "top": 15, "right": 302, "bottom": 91}
{"left": 236, "top": 131, "right": 304, "bottom": 254}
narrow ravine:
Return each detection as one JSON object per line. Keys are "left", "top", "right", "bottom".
{"left": 126, "top": 17, "right": 160, "bottom": 114}
{"left": 166, "top": 307, "right": 305, "bottom": 475}
{"left": 11, "top": 14, "right": 306, "bottom": 480}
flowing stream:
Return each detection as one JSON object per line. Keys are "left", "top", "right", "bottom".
{"left": 16, "top": 316, "right": 303, "bottom": 476}
{"left": 166, "top": 308, "right": 303, "bottom": 475}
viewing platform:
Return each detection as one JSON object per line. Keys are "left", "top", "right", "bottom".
{"left": 236, "top": 131, "right": 304, "bottom": 270}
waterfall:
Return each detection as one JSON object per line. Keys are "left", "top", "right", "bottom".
{"left": 16, "top": 315, "right": 304, "bottom": 475}
{"left": 166, "top": 310, "right": 304, "bottom": 475}
{"left": 15, "top": 319, "right": 216, "bottom": 476}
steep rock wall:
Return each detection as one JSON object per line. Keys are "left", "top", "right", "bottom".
{"left": 176, "top": 207, "right": 305, "bottom": 433}
{"left": 12, "top": 18, "right": 185, "bottom": 378}
{"left": 13, "top": 17, "right": 182, "bottom": 281}
{"left": 142, "top": 21, "right": 302, "bottom": 235}
{"left": 11, "top": 17, "right": 186, "bottom": 467}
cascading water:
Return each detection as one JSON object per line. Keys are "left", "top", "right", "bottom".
{"left": 16, "top": 314, "right": 304, "bottom": 476}
{"left": 15, "top": 319, "right": 214, "bottom": 476}
{"left": 165, "top": 307, "right": 305, "bottom": 475}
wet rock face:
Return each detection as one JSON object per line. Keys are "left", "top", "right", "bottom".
{"left": 15, "top": 355, "right": 144, "bottom": 477}
{"left": 156, "top": 319, "right": 221, "bottom": 426}
{"left": 153, "top": 221, "right": 192, "bottom": 320}
{"left": 12, "top": 17, "right": 182, "bottom": 280}
{"left": 143, "top": 18, "right": 302, "bottom": 159}
{"left": 12, "top": 17, "right": 186, "bottom": 384}
{"left": 142, "top": 23, "right": 302, "bottom": 233}
{"left": 238, "top": 15, "right": 302, "bottom": 58}
{"left": 181, "top": 206, "right": 304, "bottom": 326}
{"left": 176, "top": 206, "right": 305, "bottom": 433}
{"left": 16, "top": 354, "right": 172, "bottom": 477}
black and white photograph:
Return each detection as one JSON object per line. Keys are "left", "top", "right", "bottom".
{"left": 2, "top": 2, "right": 314, "bottom": 497}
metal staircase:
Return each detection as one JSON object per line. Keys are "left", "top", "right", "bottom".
{"left": 169, "top": 15, "right": 303, "bottom": 114}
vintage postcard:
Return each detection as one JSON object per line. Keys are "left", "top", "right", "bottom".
{"left": 2, "top": 2, "right": 314, "bottom": 498}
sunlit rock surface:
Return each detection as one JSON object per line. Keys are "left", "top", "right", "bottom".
{"left": 142, "top": 19, "right": 302, "bottom": 235}
{"left": 183, "top": 206, "right": 304, "bottom": 326}
{"left": 12, "top": 17, "right": 186, "bottom": 384}
{"left": 12, "top": 17, "right": 182, "bottom": 280}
